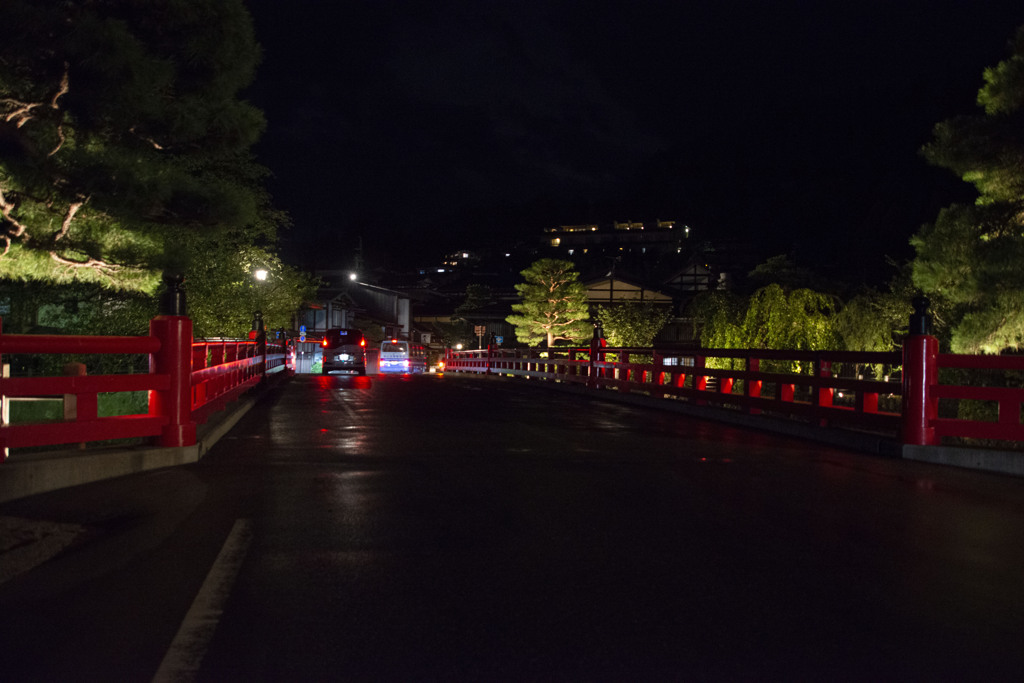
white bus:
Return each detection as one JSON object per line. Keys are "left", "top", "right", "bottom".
{"left": 379, "top": 339, "right": 428, "bottom": 374}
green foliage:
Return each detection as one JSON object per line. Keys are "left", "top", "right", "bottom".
{"left": 687, "top": 290, "right": 746, "bottom": 349}
{"left": 455, "top": 284, "right": 493, "bottom": 318}
{"left": 689, "top": 285, "right": 840, "bottom": 372}
{"left": 182, "top": 232, "right": 320, "bottom": 338}
{"left": 911, "top": 25, "right": 1024, "bottom": 353}
{"left": 506, "top": 258, "right": 592, "bottom": 347}
{"left": 740, "top": 285, "right": 839, "bottom": 350}
{"left": 0, "top": 0, "right": 267, "bottom": 289}
{"left": 834, "top": 287, "right": 909, "bottom": 353}
{"left": 0, "top": 280, "right": 155, "bottom": 376}
{"left": 596, "top": 301, "right": 672, "bottom": 347}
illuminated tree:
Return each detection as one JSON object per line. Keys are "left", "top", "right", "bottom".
{"left": 506, "top": 259, "right": 592, "bottom": 347}
{"left": 910, "top": 25, "right": 1024, "bottom": 353}
{"left": 0, "top": 0, "right": 267, "bottom": 290}
{"left": 595, "top": 301, "right": 672, "bottom": 347}
{"left": 740, "top": 285, "right": 839, "bottom": 351}
{"left": 182, "top": 232, "right": 320, "bottom": 338}
{"left": 690, "top": 284, "right": 839, "bottom": 373}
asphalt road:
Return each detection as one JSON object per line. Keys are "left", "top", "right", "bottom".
{"left": 2, "top": 373, "right": 1024, "bottom": 681}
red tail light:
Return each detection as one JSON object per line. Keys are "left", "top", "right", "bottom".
{"left": 321, "top": 339, "right": 327, "bottom": 347}
{"left": 360, "top": 339, "right": 366, "bottom": 347}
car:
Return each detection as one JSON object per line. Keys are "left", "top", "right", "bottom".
{"left": 321, "top": 328, "right": 366, "bottom": 375}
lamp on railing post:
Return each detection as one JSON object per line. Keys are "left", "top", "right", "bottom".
{"left": 902, "top": 295, "right": 938, "bottom": 446}
{"left": 486, "top": 332, "right": 496, "bottom": 374}
{"left": 251, "top": 310, "right": 267, "bottom": 380}
{"left": 150, "top": 271, "right": 196, "bottom": 448}
{"left": 588, "top": 323, "right": 605, "bottom": 389}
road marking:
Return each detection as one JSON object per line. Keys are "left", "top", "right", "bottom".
{"left": 152, "top": 518, "right": 253, "bottom": 683}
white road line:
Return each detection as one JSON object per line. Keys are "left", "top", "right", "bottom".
{"left": 152, "top": 518, "right": 253, "bottom": 683}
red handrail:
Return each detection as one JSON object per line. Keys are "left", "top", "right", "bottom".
{"left": 0, "top": 316, "right": 288, "bottom": 459}
{"left": 446, "top": 344, "right": 902, "bottom": 434}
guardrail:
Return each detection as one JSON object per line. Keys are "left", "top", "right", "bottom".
{"left": 446, "top": 344, "right": 903, "bottom": 437}
{"left": 0, "top": 314, "right": 289, "bottom": 460}
{"left": 446, "top": 333, "right": 1024, "bottom": 448}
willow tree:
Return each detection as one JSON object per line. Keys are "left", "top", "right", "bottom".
{"left": 910, "top": 25, "right": 1024, "bottom": 353}
{"left": 0, "top": 0, "right": 267, "bottom": 290}
{"left": 506, "top": 259, "right": 592, "bottom": 347}
{"left": 690, "top": 284, "right": 839, "bottom": 372}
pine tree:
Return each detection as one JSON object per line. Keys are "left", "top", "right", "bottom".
{"left": 910, "top": 25, "right": 1024, "bottom": 353}
{"left": 0, "top": 0, "right": 268, "bottom": 290}
{"left": 506, "top": 259, "right": 592, "bottom": 347}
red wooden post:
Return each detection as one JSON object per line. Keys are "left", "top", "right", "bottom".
{"left": 817, "top": 358, "right": 834, "bottom": 408}
{"left": 148, "top": 272, "right": 195, "bottom": 446}
{"left": 857, "top": 390, "right": 879, "bottom": 414}
{"left": 149, "top": 314, "right": 196, "bottom": 448}
{"left": 695, "top": 354, "right": 707, "bottom": 405}
{"left": 747, "top": 356, "right": 762, "bottom": 414}
{"left": 652, "top": 351, "right": 664, "bottom": 397}
{"left": 902, "top": 335, "right": 938, "bottom": 446}
{"left": 902, "top": 296, "right": 939, "bottom": 446}
{"left": 621, "top": 351, "right": 631, "bottom": 393}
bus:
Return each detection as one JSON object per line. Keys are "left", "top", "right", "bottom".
{"left": 379, "top": 339, "right": 428, "bottom": 374}
{"left": 321, "top": 328, "right": 366, "bottom": 375}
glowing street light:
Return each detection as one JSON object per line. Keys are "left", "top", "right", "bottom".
{"left": 254, "top": 269, "right": 268, "bottom": 281}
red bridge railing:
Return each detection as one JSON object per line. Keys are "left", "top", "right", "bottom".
{"left": 445, "top": 332, "right": 1024, "bottom": 448}
{"left": 0, "top": 314, "right": 289, "bottom": 460}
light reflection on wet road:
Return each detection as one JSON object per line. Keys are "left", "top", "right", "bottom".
{"left": 197, "top": 374, "right": 1024, "bottom": 681}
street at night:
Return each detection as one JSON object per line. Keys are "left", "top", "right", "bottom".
{"left": 2, "top": 373, "right": 1024, "bottom": 681}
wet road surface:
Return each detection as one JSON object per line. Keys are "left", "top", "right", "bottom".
{"left": 2, "top": 373, "right": 1024, "bottom": 681}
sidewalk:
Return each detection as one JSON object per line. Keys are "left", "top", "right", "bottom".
{"left": 0, "top": 373, "right": 287, "bottom": 584}
{"left": 0, "top": 371, "right": 289, "bottom": 504}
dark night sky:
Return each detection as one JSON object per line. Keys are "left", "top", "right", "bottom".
{"left": 246, "top": 0, "right": 1024, "bottom": 282}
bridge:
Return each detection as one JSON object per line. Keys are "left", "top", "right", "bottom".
{"left": 1, "top": 302, "right": 1024, "bottom": 679}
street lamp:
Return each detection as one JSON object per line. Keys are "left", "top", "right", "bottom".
{"left": 253, "top": 269, "right": 269, "bottom": 338}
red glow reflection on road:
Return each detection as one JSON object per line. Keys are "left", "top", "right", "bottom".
{"left": 313, "top": 374, "right": 372, "bottom": 390}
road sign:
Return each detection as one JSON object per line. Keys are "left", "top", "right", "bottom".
{"left": 300, "top": 325, "right": 307, "bottom": 334}
{"left": 495, "top": 336, "right": 503, "bottom": 344}
{"left": 474, "top": 325, "right": 486, "bottom": 336}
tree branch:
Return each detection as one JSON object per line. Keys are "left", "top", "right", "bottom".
{"left": 49, "top": 251, "right": 122, "bottom": 275}
{"left": 54, "top": 199, "right": 86, "bottom": 241}
{"left": 50, "top": 64, "right": 70, "bottom": 109}
{"left": 1, "top": 98, "right": 41, "bottom": 128}
{"left": 0, "top": 186, "right": 28, "bottom": 238}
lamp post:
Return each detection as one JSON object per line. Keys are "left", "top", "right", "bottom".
{"left": 251, "top": 268, "right": 268, "bottom": 343}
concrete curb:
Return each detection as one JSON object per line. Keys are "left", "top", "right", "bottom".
{"left": 902, "top": 444, "right": 1024, "bottom": 477}
{"left": 0, "top": 372, "right": 289, "bottom": 504}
